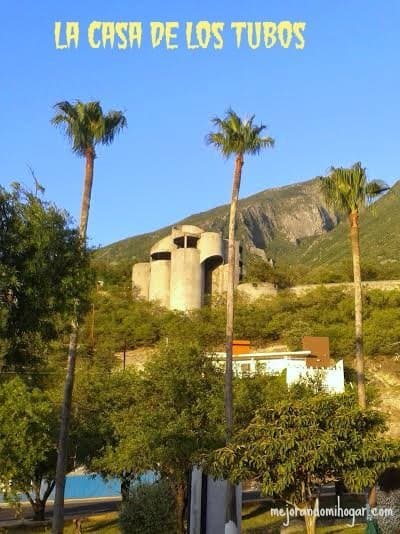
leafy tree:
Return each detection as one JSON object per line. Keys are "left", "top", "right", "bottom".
{"left": 207, "top": 110, "right": 274, "bottom": 532}
{"left": 51, "top": 100, "right": 127, "bottom": 532}
{"left": 233, "top": 372, "right": 286, "bottom": 429}
{"left": 71, "top": 363, "right": 140, "bottom": 487}
{"left": 90, "top": 258, "right": 134, "bottom": 298}
{"left": 321, "top": 163, "right": 388, "bottom": 408}
{"left": 94, "top": 343, "right": 225, "bottom": 534}
{"left": 0, "top": 378, "right": 60, "bottom": 521}
{"left": 210, "top": 392, "right": 400, "bottom": 534}
{"left": 0, "top": 184, "right": 91, "bottom": 373}
{"left": 84, "top": 292, "right": 163, "bottom": 354}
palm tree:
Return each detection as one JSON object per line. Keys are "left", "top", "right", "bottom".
{"left": 51, "top": 100, "right": 127, "bottom": 533}
{"left": 321, "top": 162, "right": 388, "bottom": 409}
{"left": 207, "top": 109, "right": 274, "bottom": 532}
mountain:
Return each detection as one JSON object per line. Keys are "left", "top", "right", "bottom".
{"left": 94, "top": 178, "right": 400, "bottom": 281}
{"left": 275, "top": 180, "right": 400, "bottom": 280}
{"left": 95, "top": 178, "right": 339, "bottom": 263}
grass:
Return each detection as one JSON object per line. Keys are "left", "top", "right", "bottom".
{"left": 0, "top": 512, "right": 120, "bottom": 534}
{"left": 0, "top": 497, "right": 370, "bottom": 533}
{"left": 242, "top": 499, "right": 367, "bottom": 533}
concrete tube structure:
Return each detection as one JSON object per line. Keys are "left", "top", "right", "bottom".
{"left": 132, "top": 224, "right": 242, "bottom": 311}
{"left": 170, "top": 247, "right": 202, "bottom": 311}
{"left": 150, "top": 235, "right": 174, "bottom": 256}
{"left": 198, "top": 231, "right": 224, "bottom": 299}
{"left": 149, "top": 253, "right": 171, "bottom": 308}
{"left": 132, "top": 262, "right": 150, "bottom": 299}
{"left": 198, "top": 232, "right": 223, "bottom": 263}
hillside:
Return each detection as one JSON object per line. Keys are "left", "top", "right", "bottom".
{"left": 275, "top": 181, "right": 400, "bottom": 281}
{"left": 95, "top": 178, "right": 339, "bottom": 263}
{"left": 95, "top": 178, "right": 400, "bottom": 282}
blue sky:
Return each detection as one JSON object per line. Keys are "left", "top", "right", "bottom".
{"left": 1, "top": 1, "right": 399, "bottom": 247}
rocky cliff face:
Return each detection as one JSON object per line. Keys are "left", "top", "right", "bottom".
{"left": 95, "top": 178, "right": 339, "bottom": 263}
{"left": 235, "top": 179, "right": 339, "bottom": 257}
{"left": 238, "top": 190, "right": 338, "bottom": 251}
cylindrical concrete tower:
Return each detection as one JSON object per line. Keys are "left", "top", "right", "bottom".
{"left": 199, "top": 232, "right": 224, "bottom": 299}
{"left": 131, "top": 224, "right": 242, "bottom": 310}
{"left": 170, "top": 248, "right": 202, "bottom": 311}
{"left": 149, "top": 253, "right": 171, "bottom": 308}
{"left": 132, "top": 262, "right": 150, "bottom": 299}
{"left": 198, "top": 232, "right": 223, "bottom": 263}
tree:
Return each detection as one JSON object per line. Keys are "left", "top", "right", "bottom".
{"left": 94, "top": 343, "right": 225, "bottom": 534}
{"left": 207, "top": 109, "right": 274, "bottom": 532}
{"left": 0, "top": 378, "right": 60, "bottom": 521}
{"left": 0, "top": 184, "right": 94, "bottom": 521}
{"left": 51, "top": 100, "right": 127, "bottom": 533}
{"left": 320, "top": 163, "right": 388, "bottom": 408}
{"left": 51, "top": 101, "right": 127, "bottom": 237}
{"left": 70, "top": 361, "right": 141, "bottom": 498}
{"left": 0, "top": 184, "right": 91, "bottom": 374}
{"left": 210, "top": 392, "right": 400, "bottom": 534}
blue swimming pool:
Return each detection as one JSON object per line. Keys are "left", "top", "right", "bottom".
{"left": 1, "top": 472, "right": 155, "bottom": 501}
{"left": 59, "top": 472, "right": 155, "bottom": 499}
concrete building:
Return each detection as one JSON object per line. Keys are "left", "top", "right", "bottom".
{"left": 132, "top": 225, "right": 242, "bottom": 311}
{"left": 213, "top": 337, "right": 345, "bottom": 393}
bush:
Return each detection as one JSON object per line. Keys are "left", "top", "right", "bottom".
{"left": 243, "top": 254, "right": 293, "bottom": 288}
{"left": 119, "top": 481, "right": 177, "bottom": 534}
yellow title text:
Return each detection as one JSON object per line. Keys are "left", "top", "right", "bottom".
{"left": 54, "top": 21, "right": 306, "bottom": 50}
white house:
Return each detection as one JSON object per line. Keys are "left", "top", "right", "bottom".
{"left": 212, "top": 338, "right": 345, "bottom": 393}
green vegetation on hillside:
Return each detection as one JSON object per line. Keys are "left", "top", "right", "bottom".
{"left": 83, "top": 271, "right": 400, "bottom": 364}
{"left": 275, "top": 181, "right": 400, "bottom": 282}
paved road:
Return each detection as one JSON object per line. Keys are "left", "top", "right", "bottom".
{"left": 0, "top": 497, "right": 120, "bottom": 525}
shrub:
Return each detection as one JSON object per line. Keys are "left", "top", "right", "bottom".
{"left": 119, "top": 481, "right": 177, "bottom": 534}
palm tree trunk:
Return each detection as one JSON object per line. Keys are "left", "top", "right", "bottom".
{"left": 349, "top": 211, "right": 366, "bottom": 409}
{"left": 224, "top": 153, "right": 243, "bottom": 534}
{"left": 79, "top": 149, "right": 95, "bottom": 238}
{"left": 52, "top": 319, "right": 78, "bottom": 533}
{"left": 52, "top": 152, "right": 94, "bottom": 533}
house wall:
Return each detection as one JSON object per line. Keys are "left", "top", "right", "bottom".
{"left": 284, "top": 360, "right": 344, "bottom": 393}
{"left": 214, "top": 352, "right": 345, "bottom": 393}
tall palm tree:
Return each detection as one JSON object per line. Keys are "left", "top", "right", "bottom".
{"left": 321, "top": 162, "right": 388, "bottom": 409}
{"left": 51, "top": 101, "right": 127, "bottom": 533}
{"left": 207, "top": 109, "right": 274, "bottom": 533}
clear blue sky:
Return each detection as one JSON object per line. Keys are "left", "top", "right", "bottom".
{"left": 1, "top": 0, "right": 399, "bottom": 247}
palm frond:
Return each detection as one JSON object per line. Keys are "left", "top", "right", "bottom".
{"left": 207, "top": 109, "right": 274, "bottom": 159}
{"left": 365, "top": 180, "right": 389, "bottom": 201}
{"left": 52, "top": 101, "right": 79, "bottom": 121}
{"left": 320, "top": 162, "right": 389, "bottom": 215}
{"left": 51, "top": 100, "right": 127, "bottom": 156}
{"left": 102, "top": 111, "right": 128, "bottom": 145}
